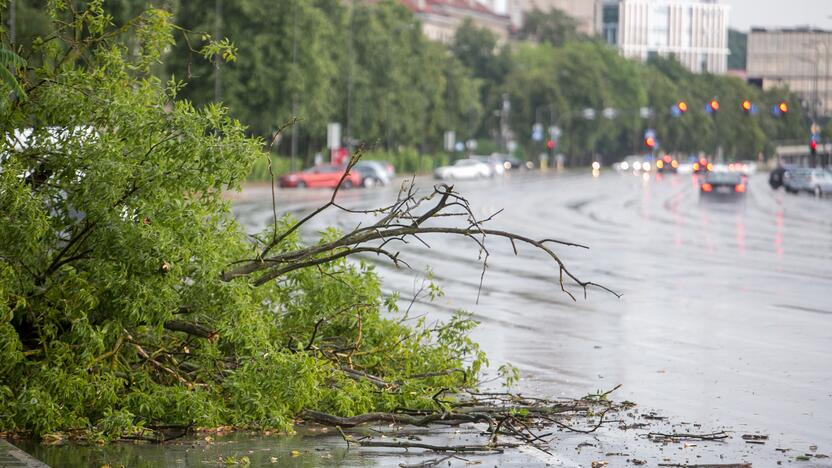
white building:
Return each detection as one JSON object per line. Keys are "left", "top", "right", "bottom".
{"left": 602, "top": 0, "right": 729, "bottom": 74}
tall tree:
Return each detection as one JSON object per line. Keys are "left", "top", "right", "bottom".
{"left": 168, "top": 0, "right": 339, "bottom": 151}
{"left": 728, "top": 29, "right": 747, "bottom": 71}
{"left": 516, "top": 7, "right": 582, "bottom": 47}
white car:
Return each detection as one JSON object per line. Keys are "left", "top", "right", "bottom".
{"left": 434, "top": 159, "right": 492, "bottom": 180}
{"left": 471, "top": 155, "right": 506, "bottom": 176}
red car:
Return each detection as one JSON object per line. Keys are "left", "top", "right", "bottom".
{"left": 278, "top": 164, "right": 362, "bottom": 189}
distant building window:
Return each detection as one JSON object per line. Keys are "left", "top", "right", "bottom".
{"left": 648, "top": 5, "right": 670, "bottom": 48}
{"left": 603, "top": 4, "right": 619, "bottom": 45}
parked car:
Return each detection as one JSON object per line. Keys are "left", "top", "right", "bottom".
{"left": 471, "top": 155, "right": 505, "bottom": 176}
{"left": 433, "top": 159, "right": 492, "bottom": 180}
{"left": 354, "top": 160, "right": 392, "bottom": 187}
{"left": 700, "top": 171, "right": 746, "bottom": 199}
{"left": 808, "top": 169, "right": 832, "bottom": 197}
{"left": 788, "top": 168, "right": 832, "bottom": 197}
{"left": 499, "top": 155, "right": 525, "bottom": 170}
{"left": 363, "top": 159, "right": 395, "bottom": 179}
{"left": 783, "top": 168, "right": 812, "bottom": 194}
{"left": 769, "top": 165, "right": 787, "bottom": 189}
{"left": 278, "top": 164, "right": 362, "bottom": 189}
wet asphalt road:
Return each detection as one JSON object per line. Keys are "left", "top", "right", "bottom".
{"left": 232, "top": 169, "right": 832, "bottom": 463}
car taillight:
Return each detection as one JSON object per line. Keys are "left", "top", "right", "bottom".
{"left": 706, "top": 163, "right": 714, "bottom": 171}
{"left": 671, "top": 160, "right": 678, "bottom": 168}
{"left": 735, "top": 184, "right": 746, "bottom": 192}
{"left": 702, "top": 183, "right": 713, "bottom": 192}
{"left": 693, "top": 163, "right": 700, "bottom": 171}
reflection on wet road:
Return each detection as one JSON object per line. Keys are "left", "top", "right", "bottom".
{"left": 234, "top": 170, "right": 832, "bottom": 451}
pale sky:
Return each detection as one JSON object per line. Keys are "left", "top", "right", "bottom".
{"left": 726, "top": 0, "right": 832, "bottom": 32}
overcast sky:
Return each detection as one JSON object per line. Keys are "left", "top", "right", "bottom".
{"left": 726, "top": 0, "right": 832, "bottom": 32}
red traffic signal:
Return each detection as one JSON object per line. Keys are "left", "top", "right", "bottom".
{"left": 546, "top": 139, "right": 555, "bottom": 150}
{"left": 677, "top": 101, "right": 688, "bottom": 113}
{"left": 709, "top": 99, "right": 720, "bottom": 112}
{"left": 644, "top": 136, "right": 656, "bottom": 149}
{"left": 741, "top": 100, "right": 752, "bottom": 112}
{"left": 779, "top": 101, "right": 789, "bottom": 114}
{"left": 810, "top": 139, "right": 818, "bottom": 154}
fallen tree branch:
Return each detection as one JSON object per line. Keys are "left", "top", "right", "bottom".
{"left": 354, "top": 440, "right": 515, "bottom": 453}
{"left": 301, "top": 409, "right": 494, "bottom": 429}
{"left": 223, "top": 180, "right": 619, "bottom": 302}
{"left": 163, "top": 320, "right": 218, "bottom": 341}
{"left": 648, "top": 431, "right": 730, "bottom": 441}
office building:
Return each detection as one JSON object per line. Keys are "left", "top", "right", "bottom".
{"left": 602, "top": 0, "right": 729, "bottom": 74}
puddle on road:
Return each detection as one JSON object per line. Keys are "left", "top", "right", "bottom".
{"left": 11, "top": 410, "right": 812, "bottom": 467}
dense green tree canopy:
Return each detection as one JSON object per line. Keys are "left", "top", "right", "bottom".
{"left": 728, "top": 29, "right": 747, "bottom": 71}
{"left": 2, "top": 0, "right": 808, "bottom": 165}
{"left": 516, "top": 7, "right": 582, "bottom": 47}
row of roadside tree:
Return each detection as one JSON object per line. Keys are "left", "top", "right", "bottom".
{"left": 10, "top": 0, "right": 810, "bottom": 168}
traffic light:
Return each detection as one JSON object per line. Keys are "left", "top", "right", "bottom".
{"left": 644, "top": 136, "right": 656, "bottom": 149}
{"left": 677, "top": 101, "right": 688, "bottom": 114}
{"left": 741, "top": 100, "right": 752, "bottom": 113}
{"left": 810, "top": 138, "right": 818, "bottom": 155}
{"left": 708, "top": 99, "right": 720, "bottom": 113}
{"left": 779, "top": 101, "right": 789, "bottom": 114}
{"left": 546, "top": 139, "right": 555, "bottom": 150}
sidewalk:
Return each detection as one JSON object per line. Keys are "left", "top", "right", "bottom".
{"left": 0, "top": 440, "right": 48, "bottom": 468}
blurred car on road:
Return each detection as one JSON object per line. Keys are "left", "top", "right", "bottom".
{"left": 472, "top": 155, "right": 506, "bottom": 176}
{"left": 655, "top": 154, "right": 679, "bottom": 173}
{"left": 434, "top": 159, "right": 492, "bottom": 180}
{"left": 782, "top": 168, "right": 812, "bottom": 194}
{"left": 279, "top": 163, "right": 362, "bottom": 189}
{"left": 700, "top": 171, "right": 746, "bottom": 199}
{"left": 693, "top": 157, "right": 713, "bottom": 174}
{"left": 807, "top": 169, "right": 832, "bottom": 197}
{"left": 496, "top": 154, "right": 526, "bottom": 170}
{"left": 769, "top": 166, "right": 786, "bottom": 189}
{"left": 784, "top": 168, "right": 832, "bottom": 197}
{"left": 612, "top": 155, "right": 646, "bottom": 172}
{"left": 729, "top": 161, "right": 757, "bottom": 175}
{"left": 354, "top": 160, "right": 392, "bottom": 187}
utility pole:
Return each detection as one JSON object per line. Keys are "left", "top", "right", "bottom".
{"left": 346, "top": 0, "right": 354, "bottom": 153}
{"left": 290, "top": 0, "right": 299, "bottom": 172}
{"left": 499, "top": 93, "right": 510, "bottom": 153}
{"left": 7, "top": 0, "right": 15, "bottom": 44}
{"left": 213, "top": 0, "right": 222, "bottom": 102}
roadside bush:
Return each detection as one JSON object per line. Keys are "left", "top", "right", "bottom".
{"left": 246, "top": 155, "right": 292, "bottom": 182}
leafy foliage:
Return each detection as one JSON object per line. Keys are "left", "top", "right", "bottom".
{"left": 728, "top": 29, "right": 747, "bottom": 71}
{"left": 4, "top": 0, "right": 810, "bottom": 166}
{"left": 505, "top": 41, "right": 807, "bottom": 161}
{"left": 0, "top": 1, "right": 485, "bottom": 439}
{"left": 516, "top": 7, "right": 583, "bottom": 47}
